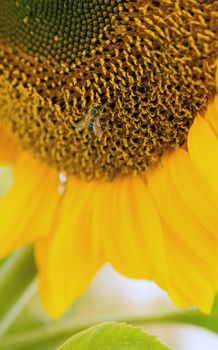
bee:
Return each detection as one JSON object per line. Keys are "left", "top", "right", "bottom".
{"left": 75, "top": 106, "right": 103, "bottom": 138}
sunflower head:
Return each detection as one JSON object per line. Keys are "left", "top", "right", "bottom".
{"left": 0, "top": 0, "right": 217, "bottom": 180}
{"left": 0, "top": 0, "right": 218, "bottom": 319}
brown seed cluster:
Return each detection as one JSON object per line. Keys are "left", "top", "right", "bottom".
{"left": 0, "top": 0, "right": 217, "bottom": 180}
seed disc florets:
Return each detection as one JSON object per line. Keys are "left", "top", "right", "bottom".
{"left": 0, "top": 0, "right": 217, "bottom": 179}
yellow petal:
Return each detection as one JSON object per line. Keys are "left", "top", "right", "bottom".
{"left": 35, "top": 177, "right": 104, "bottom": 318}
{"left": 147, "top": 156, "right": 218, "bottom": 313}
{"left": 204, "top": 94, "right": 218, "bottom": 136}
{"left": 148, "top": 157, "right": 218, "bottom": 268}
{"left": 167, "top": 149, "right": 218, "bottom": 239}
{"left": 0, "top": 151, "right": 60, "bottom": 257}
{"left": 97, "top": 175, "right": 168, "bottom": 289}
{"left": 188, "top": 116, "right": 218, "bottom": 196}
{"left": 216, "top": 61, "right": 218, "bottom": 91}
{"left": 0, "top": 126, "right": 20, "bottom": 165}
{"left": 165, "top": 222, "right": 215, "bottom": 313}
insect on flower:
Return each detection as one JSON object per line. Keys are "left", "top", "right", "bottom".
{"left": 0, "top": 0, "right": 218, "bottom": 320}
{"left": 75, "top": 105, "right": 103, "bottom": 139}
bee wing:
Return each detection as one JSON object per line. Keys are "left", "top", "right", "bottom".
{"left": 93, "top": 118, "right": 103, "bottom": 138}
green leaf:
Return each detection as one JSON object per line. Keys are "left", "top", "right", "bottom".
{"left": 57, "top": 322, "right": 170, "bottom": 350}
{"left": 0, "top": 246, "right": 37, "bottom": 337}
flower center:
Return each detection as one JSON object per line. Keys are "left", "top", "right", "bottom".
{"left": 0, "top": 0, "right": 217, "bottom": 180}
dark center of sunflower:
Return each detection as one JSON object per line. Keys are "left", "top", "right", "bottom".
{"left": 0, "top": 0, "right": 217, "bottom": 180}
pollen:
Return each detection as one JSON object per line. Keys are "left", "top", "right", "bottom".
{"left": 0, "top": 0, "right": 217, "bottom": 180}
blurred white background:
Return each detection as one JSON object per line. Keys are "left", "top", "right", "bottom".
{"left": 74, "top": 265, "right": 218, "bottom": 350}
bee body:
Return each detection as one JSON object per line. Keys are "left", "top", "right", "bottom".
{"left": 75, "top": 106, "right": 103, "bottom": 138}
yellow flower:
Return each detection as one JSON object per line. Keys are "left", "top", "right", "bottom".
{"left": 0, "top": 0, "right": 218, "bottom": 318}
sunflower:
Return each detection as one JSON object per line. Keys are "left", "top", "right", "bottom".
{"left": 0, "top": 0, "right": 218, "bottom": 319}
